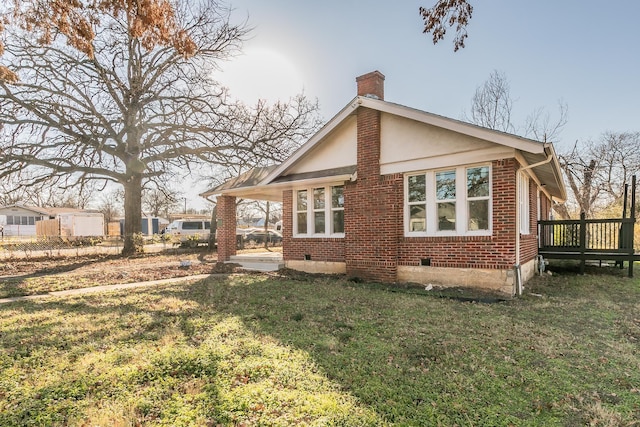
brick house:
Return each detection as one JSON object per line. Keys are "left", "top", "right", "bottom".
{"left": 205, "top": 71, "right": 566, "bottom": 295}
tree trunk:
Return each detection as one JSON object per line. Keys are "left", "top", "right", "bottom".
{"left": 122, "top": 172, "right": 143, "bottom": 256}
{"left": 264, "top": 201, "right": 270, "bottom": 250}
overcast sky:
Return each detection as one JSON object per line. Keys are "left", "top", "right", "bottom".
{"left": 192, "top": 0, "right": 640, "bottom": 207}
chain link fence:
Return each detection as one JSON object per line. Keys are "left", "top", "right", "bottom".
{"left": 0, "top": 234, "right": 203, "bottom": 260}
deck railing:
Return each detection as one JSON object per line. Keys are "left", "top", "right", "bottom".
{"left": 538, "top": 212, "right": 637, "bottom": 276}
{"left": 538, "top": 216, "right": 634, "bottom": 252}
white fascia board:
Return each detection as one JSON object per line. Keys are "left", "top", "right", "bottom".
{"left": 261, "top": 98, "right": 360, "bottom": 185}
{"left": 360, "top": 97, "right": 548, "bottom": 155}
{"left": 215, "top": 174, "right": 354, "bottom": 202}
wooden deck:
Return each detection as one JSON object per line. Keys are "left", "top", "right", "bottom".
{"left": 538, "top": 214, "right": 640, "bottom": 277}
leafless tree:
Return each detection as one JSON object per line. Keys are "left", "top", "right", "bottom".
{"left": 558, "top": 132, "right": 640, "bottom": 218}
{"left": 464, "top": 70, "right": 514, "bottom": 133}
{"left": 96, "top": 190, "right": 123, "bottom": 227}
{"left": 0, "top": 0, "right": 321, "bottom": 255}
{"left": 523, "top": 100, "right": 569, "bottom": 143}
{"left": 142, "top": 186, "right": 181, "bottom": 218}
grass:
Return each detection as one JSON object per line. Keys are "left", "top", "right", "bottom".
{"left": 0, "top": 261, "right": 639, "bottom": 425}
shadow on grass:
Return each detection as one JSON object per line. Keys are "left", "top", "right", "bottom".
{"left": 2, "top": 268, "right": 640, "bottom": 426}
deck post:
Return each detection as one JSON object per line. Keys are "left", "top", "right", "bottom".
{"left": 579, "top": 212, "right": 587, "bottom": 274}
{"left": 628, "top": 176, "right": 637, "bottom": 277}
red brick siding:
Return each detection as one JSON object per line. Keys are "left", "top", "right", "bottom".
{"left": 282, "top": 189, "right": 346, "bottom": 262}
{"left": 344, "top": 173, "right": 402, "bottom": 282}
{"left": 398, "top": 159, "right": 519, "bottom": 269}
{"left": 216, "top": 195, "right": 237, "bottom": 261}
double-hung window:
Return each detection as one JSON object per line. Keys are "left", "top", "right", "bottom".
{"left": 406, "top": 164, "right": 491, "bottom": 236}
{"left": 436, "top": 170, "right": 456, "bottom": 231}
{"left": 467, "top": 166, "right": 490, "bottom": 231}
{"left": 294, "top": 184, "right": 345, "bottom": 237}
{"left": 408, "top": 175, "right": 427, "bottom": 232}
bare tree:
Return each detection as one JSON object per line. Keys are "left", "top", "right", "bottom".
{"left": 142, "top": 186, "right": 181, "bottom": 218}
{"left": 419, "top": 0, "right": 473, "bottom": 51}
{"left": 96, "top": 190, "right": 123, "bottom": 228}
{"left": 557, "top": 132, "right": 640, "bottom": 218}
{"left": 523, "top": 100, "right": 569, "bottom": 143}
{"left": 464, "top": 70, "right": 514, "bottom": 133}
{"left": 0, "top": 0, "right": 321, "bottom": 255}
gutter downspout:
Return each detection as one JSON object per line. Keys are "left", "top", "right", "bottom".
{"left": 515, "top": 146, "right": 554, "bottom": 295}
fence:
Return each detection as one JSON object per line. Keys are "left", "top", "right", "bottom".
{"left": 538, "top": 213, "right": 639, "bottom": 277}
{"left": 35, "top": 219, "right": 61, "bottom": 236}
{"left": 0, "top": 234, "right": 187, "bottom": 260}
{"left": 0, "top": 232, "right": 281, "bottom": 260}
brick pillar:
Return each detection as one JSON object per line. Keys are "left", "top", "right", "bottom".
{"left": 216, "top": 195, "right": 236, "bottom": 261}
{"left": 345, "top": 72, "right": 400, "bottom": 283}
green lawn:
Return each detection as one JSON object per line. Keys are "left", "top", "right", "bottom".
{"left": 1, "top": 263, "right": 639, "bottom": 426}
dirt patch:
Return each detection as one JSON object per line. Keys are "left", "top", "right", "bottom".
{"left": 0, "top": 251, "right": 249, "bottom": 297}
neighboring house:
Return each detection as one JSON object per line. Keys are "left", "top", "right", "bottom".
{"left": 0, "top": 205, "right": 52, "bottom": 237}
{"left": 0, "top": 204, "right": 104, "bottom": 237}
{"left": 202, "top": 71, "right": 566, "bottom": 295}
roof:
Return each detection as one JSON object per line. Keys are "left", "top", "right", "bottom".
{"left": 0, "top": 204, "right": 97, "bottom": 216}
{"left": 202, "top": 96, "right": 567, "bottom": 201}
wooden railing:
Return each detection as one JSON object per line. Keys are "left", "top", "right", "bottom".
{"left": 538, "top": 213, "right": 638, "bottom": 276}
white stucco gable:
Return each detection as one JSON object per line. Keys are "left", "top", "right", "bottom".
{"left": 286, "top": 115, "right": 357, "bottom": 175}
{"left": 379, "top": 113, "right": 515, "bottom": 175}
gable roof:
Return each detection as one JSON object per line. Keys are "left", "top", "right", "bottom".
{"left": 0, "top": 204, "right": 96, "bottom": 216}
{"left": 203, "top": 96, "right": 567, "bottom": 201}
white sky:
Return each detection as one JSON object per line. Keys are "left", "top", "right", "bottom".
{"left": 192, "top": 0, "right": 640, "bottom": 208}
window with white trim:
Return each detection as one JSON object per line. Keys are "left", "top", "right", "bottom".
{"left": 466, "top": 166, "right": 491, "bottom": 231}
{"left": 294, "top": 184, "right": 345, "bottom": 237}
{"left": 518, "top": 172, "right": 530, "bottom": 234}
{"left": 405, "top": 165, "right": 491, "bottom": 236}
{"left": 436, "top": 170, "right": 456, "bottom": 231}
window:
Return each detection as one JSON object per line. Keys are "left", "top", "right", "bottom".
{"left": 436, "top": 170, "right": 456, "bottom": 231}
{"left": 405, "top": 164, "right": 491, "bottom": 236}
{"left": 182, "top": 221, "right": 203, "bottom": 230}
{"left": 294, "top": 185, "right": 345, "bottom": 237}
{"left": 331, "top": 186, "right": 345, "bottom": 233}
{"left": 313, "top": 188, "right": 325, "bottom": 234}
{"left": 6, "top": 216, "right": 13, "bottom": 225}
{"left": 408, "top": 175, "right": 426, "bottom": 232}
{"left": 296, "top": 190, "right": 308, "bottom": 234}
{"left": 518, "top": 172, "right": 530, "bottom": 234}
{"left": 467, "top": 166, "right": 490, "bottom": 231}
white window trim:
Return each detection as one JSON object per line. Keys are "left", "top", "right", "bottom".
{"left": 293, "top": 183, "right": 345, "bottom": 238}
{"left": 404, "top": 164, "right": 492, "bottom": 237}
{"left": 519, "top": 172, "right": 530, "bottom": 235}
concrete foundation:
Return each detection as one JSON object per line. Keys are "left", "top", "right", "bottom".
{"left": 397, "top": 265, "right": 518, "bottom": 295}
{"left": 286, "top": 260, "right": 347, "bottom": 275}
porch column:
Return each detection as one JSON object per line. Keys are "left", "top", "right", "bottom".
{"left": 216, "top": 195, "right": 237, "bottom": 261}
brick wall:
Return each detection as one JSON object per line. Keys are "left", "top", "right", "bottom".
{"left": 216, "top": 195, "right": 237, "bottom": 261}
{"left": 281, "top": 189, "right": 345, "bottom": 262}
{"left": 398, "top": 159, "right": 519, "bottom": 270}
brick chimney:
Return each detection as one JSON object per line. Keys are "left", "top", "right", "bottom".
{"left": 356, "top": 70, "right": 385, "bottom": 100}
{"left": 345, "top": 70, "right": 399, "bottom": 283}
